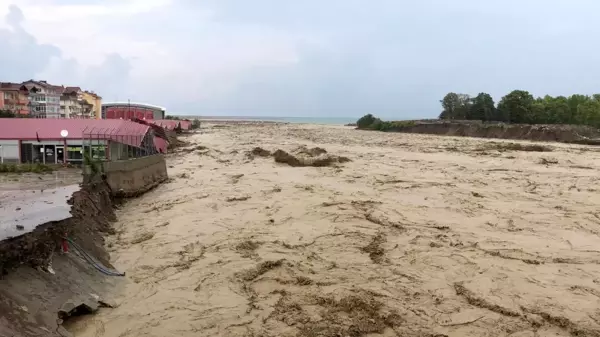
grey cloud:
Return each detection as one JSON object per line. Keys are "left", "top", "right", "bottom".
{"left": 0, "top": 5, "right": 60, "bottom": 81}
{"left": 0, "top": 4, "right": 132, "bottom": 100}
{"left": 84, "top": 53, "right": 133, "bottom": 101}
{"left": 4, "top": 1, "right": 600, "bottom": 118}
{"left": 5, "top": 4, "right": 23, "bottom": 27}
{"left": 184, "top": 0, "right": 600, "bottom": 118}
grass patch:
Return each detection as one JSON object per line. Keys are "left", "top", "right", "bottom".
{"left": 0, "top": 163, "right": 56, "bottom": 174}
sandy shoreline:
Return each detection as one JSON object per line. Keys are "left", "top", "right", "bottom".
{"left": 69, "top": 123, "right": 600, "bottom": 336}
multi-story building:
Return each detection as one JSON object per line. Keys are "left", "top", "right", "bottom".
{"left": 0, "top": 83, "right": 30, "bottom": 115}
{"left": 60, "top": 87, "right": 94, "bottom": 119}
{"left": 22, "top": 80, "right": 62, "bottom": 118}
{"left": 82, "top": 91, "right": 102, "bottom": 119}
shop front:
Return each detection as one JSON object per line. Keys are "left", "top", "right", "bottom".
{"left": 20, "top": 140, "right": 107, "bottom": 164}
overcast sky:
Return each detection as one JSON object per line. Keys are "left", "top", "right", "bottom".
{"left": 1, "top": 0, "right": 599, "bottom": 118}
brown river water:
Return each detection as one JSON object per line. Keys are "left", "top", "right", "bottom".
{"left": 68, "top": 123, "right": 600, "bottom": 337}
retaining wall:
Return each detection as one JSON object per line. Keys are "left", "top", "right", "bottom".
{"left": 84, "top": 154, "right": 169, "bottom": 197}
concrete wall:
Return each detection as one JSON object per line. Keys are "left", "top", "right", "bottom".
{"left": 84, "top": 154, "right": 168, "bottom": 196}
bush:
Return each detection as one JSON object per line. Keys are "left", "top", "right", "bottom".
{"left": 357, "top": 114, "right": 378, "bottom": 129}
{"left": 191, "top": 119, "right": 201, "bottom": 129}
{"left": 0, "top": 163, "right": 55, "bottom": 173}
{"left": 356, "top": 114, "right": 417, "bottom": 131}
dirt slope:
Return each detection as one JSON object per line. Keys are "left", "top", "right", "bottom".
{"left": 0, "top": 180, "right": 120, "bottom": 337}
{"left": 371, "top": 120, "right": 600, "bottom": 144}
{"left": 70, "top": 123, "right": 600, "bottom": 337}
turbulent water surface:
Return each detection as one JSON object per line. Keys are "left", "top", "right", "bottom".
{"left": 69, "top": 123, "right": 600, "bottom": 337}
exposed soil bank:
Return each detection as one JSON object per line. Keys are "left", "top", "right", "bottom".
{"left": 362, "top": 120, "right": 600, "bottom": 144}
{"left": 0, "top": 180, "right": 121, "bottom": 337}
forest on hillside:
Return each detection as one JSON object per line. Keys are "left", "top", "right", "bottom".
{"left": 439, "top": 91, "right": 600, "bottom": 127}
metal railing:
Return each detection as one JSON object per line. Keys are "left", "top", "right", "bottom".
{"left": 83, "top": 126, "right": 158, "bottom": 162}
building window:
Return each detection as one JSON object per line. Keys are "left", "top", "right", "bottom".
{"left": 67, "top": 146, "right": 84, "bottom": 162}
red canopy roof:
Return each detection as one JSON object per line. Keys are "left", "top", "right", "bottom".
{"left": 0, "top": 118, "right": 150, "bottom": 147}
{"left": 150, "top": 119, "right": 192, "bottom": 130}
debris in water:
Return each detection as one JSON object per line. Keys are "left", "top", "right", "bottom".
{"left": 481, "top": 142, "right": 553, "bottom": 152}
{"left": 273, "top": 149, "right": 351, "bottom": 167}
{"left": 15, "top": 224, "right": 24, "bottom": 230}
{"left": 58, "top": 299, "right": 99, "bottom": 320}
{"left": 235, "top": 240, "right": 262, "bottom": 258}
{"left": 237, "top": 259, "right": 285, "bottom": 281}
{"left": 226, "top": 195, "right": 251, "bottom": 202}
{"left": 295, "top": 145, "right": 328, "bottom": 156}
{"left": 130, "top": 231, "right": 155, "bottom": 245}
{"left": 230, "top": 174, "right": 244, "bottom": 184}
{"left": 361, "top": 233, "right": 386, "bottom": 264}
{"left": 250, "top": 147, "right": 271, "bottom": 157}
{"left": 539, "top": 157, "right": 559, "bottom": 165}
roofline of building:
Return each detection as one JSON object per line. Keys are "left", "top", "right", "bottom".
{"left": 102, "top": 102, "right": 166, "bottom": 112}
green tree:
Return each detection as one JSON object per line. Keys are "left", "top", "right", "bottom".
{"left": 440, "top": 92, "right": 460, "bottom": 119}
{"left": 529, "top": 102, "right": 546, "bottom": 124}
{"left": 567, "top": 94, "right": 590, "bottom": 124}
{"left": 468, "top": 93, "right": 495, "bottom": 121}
{"left": 577, "top": 100, "right": 600, "bottom": 127}
{"left": 550, "top": 96, "right": 571, "bottom": 124}
{"left": 497, "top": 90, "right": 534, "bottom": 123}
{"left": 440, "top": 93, "right": 471, "bottom": 120}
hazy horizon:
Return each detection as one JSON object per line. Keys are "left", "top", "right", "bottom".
{"left": 2, "top": 1, "right": 600, "bottom": 119}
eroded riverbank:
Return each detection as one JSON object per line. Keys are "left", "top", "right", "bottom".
{"left": 70, "top": 123, "right": 600, "bottom": 337}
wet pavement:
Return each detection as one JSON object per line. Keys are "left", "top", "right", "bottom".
{"left": 0, "top": 185, "right": 80, "bottom": 241}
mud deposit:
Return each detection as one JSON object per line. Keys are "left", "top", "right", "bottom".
{"left": 71, "top": 123, "right": 600, "bottom": 337}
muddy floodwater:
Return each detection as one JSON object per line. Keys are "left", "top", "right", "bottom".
{"left": 69, "top": 123, "right": 600, "bottom": 337}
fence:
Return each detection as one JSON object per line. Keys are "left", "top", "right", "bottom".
{"left": 83, "top": 126, "right": 158, "bottom": 162}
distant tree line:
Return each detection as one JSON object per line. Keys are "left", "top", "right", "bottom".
{"left": 439, "top": 91, "right": 600, "bottom": 127}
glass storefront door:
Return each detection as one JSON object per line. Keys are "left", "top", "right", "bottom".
{"left": 56, "top": 146, "right": 65, "bottom": 164}
{"left": 44, "top": 145, "right": 56, "bottom": 164}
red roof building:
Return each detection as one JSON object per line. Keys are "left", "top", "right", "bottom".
{"left": 0, "top": 118, "right": 161, "bottom": 164}
{"left": 0, "top": 118, "right": 149, "bottom": 144}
